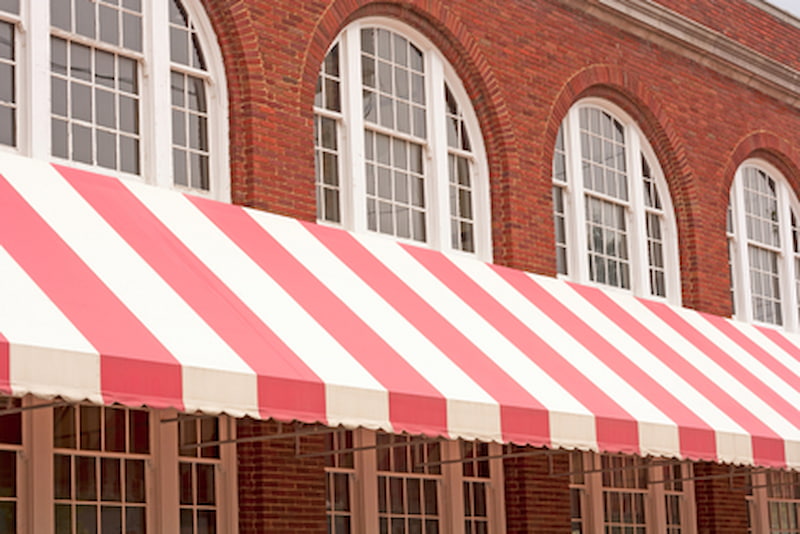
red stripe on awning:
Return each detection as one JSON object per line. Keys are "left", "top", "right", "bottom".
{"left": 640, "top": 300, "right": 786, "bottom": 467}
{"left": 188, "top": 195, "right": 448, "bottom": 437}
{"left": 57, "top": 165, "right": 326, "bottom": 422}
{"left": 404, "top": 245, "right": 640, "bottom": 452}
{"left": 0, "top": 173, "right": 183, "bottom": 409}
{"left": 707, "top": 315, "right": 800, "bottom": 395}
{"left": 490, "top": 266, "right": 641, "bottom": 453}
{"left": 6, "top": 155, "right": 800, "bottom": 468}
{"left": 304, "top": 223, "right": 550, "bottom": 446}
{"left": 757, "top": 326, "right": 800, "bottom": 365}
{"left": 567, "top": 284, "right": 719, "bottom": 460}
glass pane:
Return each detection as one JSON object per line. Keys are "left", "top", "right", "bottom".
{"left": 126, "top": 506, "right": 146, "bottom": 534}
{"left": 52, "top": 118, "right": 69, "bottom": 158}
{"left": 101, "top": 457, "right": 121, "bottom": 501}
{"left": 0, "top": 502, "right": 15, "bottom": 534}
{"left": 0, "top": 404, "right": 21, "bottom": 445}
{"left": 180, "top": 462, "right": 194, "bottom": 505}
{"left": 105, "top": 408, "right": 125, "bottom": 452}
{"left": 129, "top": 410, "right": 149, "bottom": 454}
{"left": 122, "top": 12, "right": 142, "bottom": 52}
{"left": 75, "top": 0, "right": 96, "bottom": 38}
{"left": 55, "top": 504, "right": 72, "bottom": 534}
{"left": 0, "top": 450, "right": 15, "bottom": 498}
{"left": 76, "top": 456, "right": 97, "bottom": 500}
{"left": 198, "top": 509, "right": 216, "bottom": 534}
{"left": 99, "top": 5, "right": 119, "bottom": 46}
{"left": 0, "top": 106, "right": 13, "bottom": 147}
{"left": 120, "top": 135, "right": 139, "bottom": 174}
{"left": 181, "top": 509, "right": 194, "bottom": 534}
{"left": 101, "top": 506, "right": 122, "bottom": 533}
{"left": 96, "top": 131, "right": 117, "bottom": 169}
{"left": 72, "top": 123, "right": 93, "bottom": 164}
{"left": 200, "top": 418, "right": 219, "bottom": 459}
{"left": 171, "top": 27, "right": 189, "bottom": 65}
{"left": 0, "top": 63, "right": 12, "bottom": 102}
{"left": 71, "top": 81, "right": 92, "bottom": 122}
{"left": 0, "top": 0, "right": 17, "bottom": 14}
{"left": 50, "top": 0, "right": 71, "bottom": 30}
{"left": 125, "top": 459, "right": 146, "bottom": 503}
{"left": 54, "top": 454, "right": 72, "bottom": 499}
{"left": 196, "top": 463, "right": 216, "bottom": 505}
{"left": 76, "top": 504, "right": 98, "bottom": 534}
{"left": 81, "top": 406, "right": 102, "bottom": 450}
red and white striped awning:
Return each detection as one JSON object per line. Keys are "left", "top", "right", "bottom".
{"left": 2, "top": 154, "right": 800, "bottom": 469}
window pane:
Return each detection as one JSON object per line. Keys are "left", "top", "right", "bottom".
{"left": 0, "top": 0, "right": 19, "bottom": 14}
{"left": 0, "top": 451, "right": 15, "bottom": 498}
{"left": 0, "top": 401, "right": 21, "bottom": 445}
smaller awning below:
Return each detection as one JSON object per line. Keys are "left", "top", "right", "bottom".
{"left": 2, "top": 154, "right": 800, "bottom": 469}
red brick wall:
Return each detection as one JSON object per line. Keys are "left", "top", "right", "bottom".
{"left": 504, "top": 449, "right": 572, "bottom": 533}
{"left": 236, "top": 420, "right": 327, "bottom": 534}
{"left": 196, "top": 0, "right": 800, "bottom": 531}
{"left": 693, "top": 462, "right": 751, "bottom": 533}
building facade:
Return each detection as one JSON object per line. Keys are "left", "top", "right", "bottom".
{"left": 2, "top": 0, "right": 800, "bottom": 532}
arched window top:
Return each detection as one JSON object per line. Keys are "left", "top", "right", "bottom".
{"left": 728, "top": 159, "right": 800, "bottom": 329}
{"left": 0, "top": 0, "right": 230, "bottom": 201}
{"left": 552, "top": 98, "right": 680, "bottom": 302}
{"left": 314, "top": 18, "right": 492, "bottom": 260}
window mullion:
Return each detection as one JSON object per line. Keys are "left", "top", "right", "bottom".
{"left": 487, "top": 443, "right": 507, "bottom": 534}
{"left": 155, "top": 409, "right": 179, "bottom": 532}
{"left": 217, "top": 416, "right": 238, "bottom": 533}
{"left": 566, "top": 108, "right": 589, "bottom": 283}
{"left": 732, "top": 177, "right": 754, "bottom": 322}
{"left": 627, "top": 130, "right": 649, "bottom": 297}
{"left": 354, "top": 429, "right": 378, "bottom": 534}
{"left": 145, "top": 0, "right": 172, "bottom": 189}
{"left": 751, "top": 472, "right": 770, "bottom": 533}
{"left": 343, "top": 25, "right": 367, "bottom": 233}
{"left": 777, "top": 187, "right": 797, "bottom": 331}
{"left": 26, "top": 0, "right": 49, "bottom": 158}
{"left": 648, "top": 464, "right": 667, "bottom": 534}
{"left": 440, "top": 441, "right": 464, "bottom": 534}
{"left": 28, "top": 397, "right": 54, "bottom": 533}
{"left": 585, "top": 453, "right": 604, "bottom": 533}
{"left": 427, "top": 51, "right": 449, "bottom": 253}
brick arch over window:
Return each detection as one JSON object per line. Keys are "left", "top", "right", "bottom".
{"left": 302, "top": 0, "right": 520, "bottom": 264}
{"left": 543, "top": 64, "right": 715, "bottom": 308}
{"left": 722, "top": 131, "right": 800, "bottom": 198}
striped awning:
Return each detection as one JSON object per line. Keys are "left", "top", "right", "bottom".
{"left": 2, "top": 154, "right": 800, "bottom": 469}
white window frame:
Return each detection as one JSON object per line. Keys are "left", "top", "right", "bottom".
{"left": 554, "top": 98, "right": 681, "bottom": 303}
{"left": 728, "top": 159, "right": 800, "bottom": 331}
{"left": 314, "top": 17, "right": 492, "bottom": 261}
{"left": 325, "top": 429, "right": 506, "bottom": 534}
{"left": 6, "top": 396, "right": 238, "bottom": 533}
{"left": 569, "top": 452, "right": 697, "bottom": 534}
{"left": 0, "top": 0, "right": 230, "bottom": 201}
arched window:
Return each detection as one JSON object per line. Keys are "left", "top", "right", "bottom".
{"left": 314, "top": 19, "right": 491, "bottom": 259}
{"left": 728, "top": 160, "right": 800, "bottom": 329}
{"left": 552, "top": 99, "right": 680, "bottom": 301}
{"left": 0, "top": 0, "right": 229, "bottom": 200}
